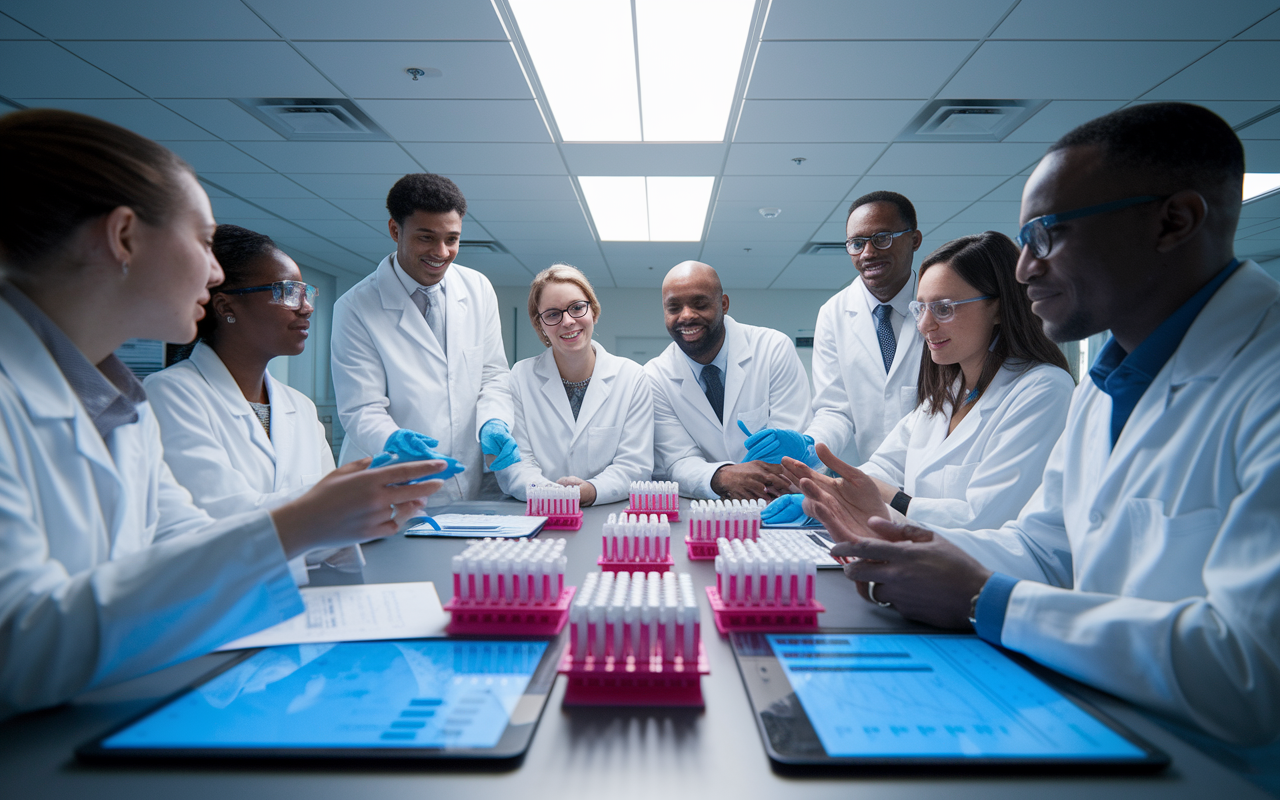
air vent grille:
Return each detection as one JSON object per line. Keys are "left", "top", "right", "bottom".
{"left": 234, "top": 98, "right": 390, "bottom": 141}
{"left": 897, "top": 99, "right": 1047, "bottom": 143}
{"left": 802, "top": 242, "right": 848, "bottom": 255}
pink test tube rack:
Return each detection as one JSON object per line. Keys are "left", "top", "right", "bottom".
{"left": 597, "top": 513, "right": 674, "bottom": 572}
{"left": 526, "top": 482, "right": 583, "bottom": 531}
{"left": 684, "top": 498, "right": 764, "bottom": 560}
{"left": 559, "top": 571, "right": 708, "bottom": 707}
{"left": 705, "top": 537, "right": 823, "bottom": 633}
{"left": 444, "top": 538, "right": 576, "bottom": 635}
{"left": 623, "top": 480, "right": 680, "bottom": 521}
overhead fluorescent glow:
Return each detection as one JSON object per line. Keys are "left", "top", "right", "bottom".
{"left": 1244, "top": 173, "right": 1280, "bottom": 202}
{"left": 579, "top": 176, "right": 715, "bottom": 241}
{"left": 508, "top": 0, "right": 756, "bottom": 142}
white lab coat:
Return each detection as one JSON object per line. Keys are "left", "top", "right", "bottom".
{"left": 144, "top": 343, "right": 360, "bottom": 579}
{"left": 0, "top": 297, "right": 303, "bottom": 719}
{"left": 645, "top": 316, "right": 812, "bottom": 498}
{"left": 860, "top": 362, "right": 1074, "bottom": 531}
{"left": 497, "top": 341, "right": 654, "bottom": 505}
{"left": 331, "top": 255, "right": 514, "bottom": 501}
{"left": 806, "top": 274, "right": 923, "bottom": 466}
{"left": 940, "top": 261, "right": 1280, "bottom": 748}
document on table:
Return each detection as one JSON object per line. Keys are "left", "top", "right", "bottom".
{"left": 404, "top": 513, "right": 545, "bottom": 538}
{"left": 217, "top": 581, "right": 448, "bottom": 651}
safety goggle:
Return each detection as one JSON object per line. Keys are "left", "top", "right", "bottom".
{"left": 221, "top": 280, "right": 318, "bottom": 310}
{"left": 908, "top": 295, "right": 995, "bottom": 323}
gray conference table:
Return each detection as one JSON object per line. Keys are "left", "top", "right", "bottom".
{"left": 1, "top": 498, "right": 1269, "bottom": 800}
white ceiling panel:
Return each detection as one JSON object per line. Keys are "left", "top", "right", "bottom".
{"left": 1004, "top": 101, "right": 1126, "bottom": 142}
{"left": 162, "top": 141, "right": 272, "bottom": 173}
{"left": 199, "top": 180, "right": 231, "bottom": 198}
{"left": 734, "top": 99, "right": 923, "bottom": 143}
{"left": 705, "top": 221, "right": 821, "bottom": 242}
{"left": 0, "top": 12, "right": 39, "bottom": 37}
{"left": 465, "top": 200, "right": 585, "bottom": 223}
{"left": 158, "top": 99, "right": 283, "bottom": 141}
{"left": 201, "top": 172, "right": 317, "bottom": 199}
{"left": 456, "top": 251, "right": 534, "bottom": 278}
{"left": 710, "top": 262, "right": 789, "bottom": 290}
{"left": 610, "top": 268, "right": 666, "bottom": 289}
{"left": 713, "top": 201, "right": 841, "bottom": 224}
{"left": 1144, "top": 42, "right": 1280, "bottom": 101}
{"left": 1183, "top": 101, "right": 1280, "bottom": 127}
{"left": 451, "top": 175, "right": 578, "bottom": 201}
{"left": 62, "top": 41, "right": 339, "bottom": 98}
{"left": 359, "top": 99, "right": 550, "bottom": 142}
{"left": 499, "top": 242, "right": 602, "bottom": 261}
{"left": 1241, "top": 193, "right": 1280, "bottom": 219}
{"left": 246, "top": 0, "right": 508, "bottom": 41}
{"left": 0, "top": 41, "right": 142, "bottom": 98}
{"left": 234, "top": 141, "right": 421, "bottom": 173}
{"left": 402, "top": 142, "right": 564, "bottom": 175}
{"left": 701, "top": 241, "right": 804, "bottom": 259}
{"left": 562, "top": 144, "right": 725, "bottom": 176}
{"left": 226, "top": 217, "right": 324, "bottom": 241}
{"left": 297, "top": 41, "right": 530, "bottom": 100}
{"left": 248, "top": 197, "right": 357, "bottom": 220}
{"left": 292, "top": 219, "right": 388, "bottom": 240}
{"left": 748, "top": 41, "right": 975, "bottom": 100}
{"left": 980, "top": 176, "right": 1032, "bottom": 202}
{"left": 1239, "top": 9, "right": 1280, "bottom": 37}
{"left": 993, "top": 0, "right": 1278, "bottom": 40}
{"left": 868, "top": 142, "right": 1047, "bottom": 176}
{"left": 769, "top": 253, "right": 854, "bottom": 290}
{"left": 948, "top": 201, "right": 1023, "bottom": 225}
{"left": 22, "top": 98, "right": 214, "bottom": 139}
{"left": 210, "top": 197, "right": 276, "bottom": 219}
{"left": 479, "top": 220, "right": 594, "bottom": 242}
{"left": 724, "top": 143, "right": 880, "bottom": 176}
{"left": 811, "top": 221, "right": 849, "bottom": 241}
{"left": 287, "top": 173, "right": 404, "bottom": 199}
{"left": 847, "top": 174, "right": 1008, "bottom": 203}
{"left": 925, "top": 221, "right": 1019, "bottom": 242}
{"left": 1244, "top": 140, "right": 1280, "bottom": 171}
{"left": 602, "top": 243, "right": 702, "bottom": 273}
{"left": 0, "top": 0, "right": 279, "bottom": 39}
{"left": 911, "top": 201, "right": 974, "bottom": 227}
{"left": 719, "top": 175, "right": 857, "bottom": 205}
{"left": 943, "top": 41, "right": 1215, "bottom": 100}
{"left": 761, "top": 0, "right": 1013, "bottom": 40}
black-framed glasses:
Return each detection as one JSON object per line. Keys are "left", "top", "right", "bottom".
{"left": 221, "top": 280, "right": 318, "bottom": 310}
{"left": 537, "top": 300, "right": 591, "bottom": 326}
{"left": 909, "top": 295, "right": 996, "bottom": 324}
{"left": 1016, "top": 195, "right": 1165, "bottom": 259}
{"left": 846, "top": 228, "right": 914, "bottom": 255}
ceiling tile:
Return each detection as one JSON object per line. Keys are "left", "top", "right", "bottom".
{"left": 1144, "top": 42, "right": 1280, "bottom": 101}
{"left": 287, "top": 173, "right": 403, "bottom": 199}
{"left": 1003, "top": 101, "right": 1126, "bottom": 142}
{"left": 735, "top": 99, "right": 923, "bottom": 143}
{"left": 0, "top": 41, "right": 142, "bottom": 98}
{"left": 465, "top": 200, "right": 585, "bottom": 223}
{"left": 0, "top": 12, "right": 40, "bottom": 37}
{"left": 199, "top": 180, "right": 231, "bottom": 198}
{"left": 762, "top": 0, "right": 1013, "bottom": 39}
{"left": 911, "top": 201, "right": 974, "bottom": 227}
{"left": 925, "top": 221, "right": 1019, "bottom": 242}
{"left": 249, "top": 197, "right": 356, "bottom": 220}
{"left": 22, "top": 98, "right": 214, "bottom": 139}
{"left": 562, "top": 144, "right": 725, "bottom": 176}
{"left": 200, "top": 172, "right": 317, "bottom": 199}
{"left": 451, "top": 175, "right": 578, "bottom": 201}
{"left": 1241, "top": 193, "right": 1280, "bottom": 219}
{"left": 602, "top": 243, "right": 702, "bottom": 276}
{"left": 158, "top": 99, "right": 283, "bottom": 141}
{"left": 1239, "top": 9, "right": 1280, "bottom": 37}
{"left": 210, "top": 196, "right": 276, "bottom": 219}
{"left": 403, "top": 142, "right": 565, "bottom": 175}
{"left": 718, "top": 175, "right": 857, "bottom": 205}
{"left": 868, "top": 142, "right": 1047, "bottom": 176}
{"left": 748, "top": 41, "right": 975, "bottom": 100}
{"left": 1187, "top": 101, "right": 1280, "bottom": 128}
{"left": 2, "top": 0, "right": 278, "bottom": 38}
{"left": 292, "top": 219, "right": 389, "bottom": 239}
{"left": 713, "top": 200, "right": 841, "bottom": 223}
{"left": 359, "top": 99, "right": 550, "bottom": 142}
{"left": 704, "top": 262, "right": 786, "bottom": 290}
{"left": 1245, "top": 139, "right": 1280, "bottom": 171}
{"left": 246, "top": 0, "right": 508, "bottom": 40}
{"left": 705, "top": 221, "right": 819, "bottom": 242}
{"left": 328, "top": 197, "right": 392, "bottom": 223}
{"left": 769, "top": 253, "right": 853, "bottom": 290}
{"left": 847, "top": 174, "right": 1008, "bottom": 203}
{"left": 481, "top": 220, "right": 594, "bottom": 242}
{"left": 993, "top": 0, "right": 1277, "bottom": 39}
{"left": 811, "top": 221, "right": 848, "bottom": 241}
{"left": 455, "top": 253, "right": 535, "bottom": 286}
{"left": 980, "top": 176, "right": 1032, "bottom": 202}
{"left": 701, "top": 241, "right": 803, "bottom": 260}
{"left": 499, "top": 242, "right": 602, "bottom": 261}
{"left": 234, "top": 141, "right": 421, "bottom": 173}
{"left": 724, "top": 143, "right": 881, "bottom": 175}
{"left": 943, "top": 41, "right": 1215, "bottom": 100}
{"left": 297, "top": 41, "right": 529, "bottom": 100}
{"left": 161, "top": 141, "right": 272, "bottom": 173}
{"left": 947, "top": 201, "right": 1023, "bottom": 225}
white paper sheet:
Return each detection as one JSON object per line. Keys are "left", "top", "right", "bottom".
{"left": 217, "top": 581, "right": 448, "bottom": 651}
{"left": 404, "top": 513, "right": 546, "bottom": 538}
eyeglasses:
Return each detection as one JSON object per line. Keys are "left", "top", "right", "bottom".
{"left": 909, "top": 295, "right": 995, "bottom": 323}
{"left": 846, "top": 228, "right": 915, "bottom": 255}
{"left": 537, "top": 300, "right": 591, "bottom": 326}
{"left": 221, "top": 280, "right": 318, "bottom": 310}
{"left": 1016, "top": 195, "right": 1165, "bottom": 259}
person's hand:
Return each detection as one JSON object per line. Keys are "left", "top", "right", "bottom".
{"left": 780, "top": 443, "right": 892, "bottom": 543}
{"left": 738, "top": 422, "right": 820, "bottom": 467}
{"left": 372, "top": 428, "right": 465, "bottom": 482}
{"left": 830, "top": 516, "right": 991, "bottom": 629}
{"left": 710, "top": 461, "right": 789, "bottom": 500}
{"left": 761, "top": 493, "right": 807, "bottom": 525}
{"left": 480, "top": 419, "right": 521, "bottom": 471}
{"left": 556, "top": 476, "right": 597, "bottom": 507}
{"left": 272, "top": 458, "right": 445, "bottom": 560}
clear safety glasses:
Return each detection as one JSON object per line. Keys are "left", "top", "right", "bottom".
{"left": 221, "top": 280, "right": 318, "bottom": 310}
{"left": 909, "top": 295, "right": 995, "bottom": 324}
{"left": 1015, "top": 195, "right": 1165, "bottom": 259}
{"left": 846, "top": 228, "right": 915, "bottom": 255}
{"left": 538, "top": 300, "right": 591, "bottom": 326}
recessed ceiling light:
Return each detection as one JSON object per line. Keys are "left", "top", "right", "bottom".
{"left": 1244, "top": 173, "right": 1280, "bottom": 203}
{"left": 579, "top": 176, "right": 715, "bottom": 241}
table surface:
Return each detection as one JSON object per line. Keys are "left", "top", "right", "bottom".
{"left": 1, "top": 498, "right": 1268, "bottom": 800}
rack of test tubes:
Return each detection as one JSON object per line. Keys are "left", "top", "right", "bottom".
{"left": 705, "top": 537, "right": 824, "bottom": 634}
{"left": 597, "top": 513, "right": 673, "bottom": 572}
{"left": 559, "top": 570, "right": 709, "bottom": 707}
{"left": 443, "top": 538, "right": 575, "bottom": 635}
{"left": 624, "top": 480, "right": 680, "bottom": 521}
{"left": 526, "top": 482, "right": 583, "bottom": 530}
{"left": 685, "top": 498, "right": 764, "bottom": 560}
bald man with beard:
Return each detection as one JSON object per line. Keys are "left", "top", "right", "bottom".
{"left": 644, "top": 261, "right": 812, "bottom": 500}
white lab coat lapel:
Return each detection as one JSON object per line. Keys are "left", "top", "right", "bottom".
{"left": 927, "top": 366, "right": 1012, "bottom": 464}
{"left": 442, "top": 267, "right": 471, "bottom": 365}
{"left": 376, "top": 256, "right": 444, "bottom": 363}
{"left": 572, "top": 343, "right": 619, "bottom": 440}
{"left": 534, "top": 348, "right": 577, "bottom": 431}
{"left": 673, "top": 349, "right": 722, "bottom": 429}
{"left": 720, "top": 317, "right": 752, "bottom": 424}
{"left": 189, "top": 343, "right": 275, "bottom": 465}
{"left": 885, "top": 272, "right": 919, "bottom": 384}
{"left": 263, "top": 371, "right": 300, "bottom": 493}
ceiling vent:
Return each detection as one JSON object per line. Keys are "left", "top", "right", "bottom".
{"left": 801, "top": 242, "right": 848, "bottom": 255}
{"left": 459, "top": 240, "right": 508, "bottom": 254}
{"left": 897, "top": 99, "right": 1047, "bottom": 143}
{"left": 233, "top": 98, "right": 390, "bottom": 141}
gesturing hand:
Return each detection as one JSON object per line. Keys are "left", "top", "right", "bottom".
{"left": 710, "top": 461, "right": 790, "bottom": 501}
{"left": 780, "top": 443, "right": 892, "bottom": 542}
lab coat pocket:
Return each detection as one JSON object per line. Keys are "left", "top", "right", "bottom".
{"left": 941, "top": 462, "right": 979, "bottom": 499}
{"left": 1122, "top": 499, "right": 1222, "bottom": 600}
{"left": 587, "top": 426, "right": 622, "bottom": 475}
{"left": 900, "top": 385, "right": 918, "bottom": 415}
{"left": 737, "top": 402, "right": 768, "bottom": 437}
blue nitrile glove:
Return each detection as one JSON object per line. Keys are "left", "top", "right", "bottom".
{"left": 479, "top": 419, "right": 521, "bottom": 471}
{"left": 738, "top": 421, "right": 821, "bottom": 467}
{"left": 762, "top": 493, "right": 810, "bottom": 526}
{"left": 370, "top": 428, "right": 465, "bottom": 483}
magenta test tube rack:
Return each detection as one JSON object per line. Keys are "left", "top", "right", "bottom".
{"left": 623, "top": 480, "right": 680, "bottom": 521}
{"left": 526, "top": 482, "right": 583, "bottom": 531}
{"left": 558, "top": 570, "right": 708, "bottom": 707}
{"left": 443, "top": 538, "right": 576, "bottom": 635}
{"left": 597, "top": 512, "right": 674, "bottom": 572}
{"left": 705, "top": 537, "right": 824, "bottom": 634}
{"left": 684, "top": 498, "right": 764, "bottom": 560}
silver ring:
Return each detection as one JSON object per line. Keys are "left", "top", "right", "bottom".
{"left": 389, "top": 504, "right": 397, "bottom": 522}
{"left": 867, "top": 581, "right": 892, "bottom": 608}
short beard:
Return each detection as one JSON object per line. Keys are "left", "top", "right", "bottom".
{"left": 1043, "top": 306, "right": 1098, "bottom": 344}
{"left": 670, "top": 317, "right": 727, "bottom": 361}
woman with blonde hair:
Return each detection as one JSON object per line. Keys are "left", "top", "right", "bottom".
{"left": 496, "top": 264, "right": 653, "bottom": 506}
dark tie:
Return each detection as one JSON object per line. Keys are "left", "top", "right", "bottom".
{"left": 873, "top": 304, "right": 896, "bottom": 373}
{"left": 701, "top": 364, "right": 724, "bottom": 423}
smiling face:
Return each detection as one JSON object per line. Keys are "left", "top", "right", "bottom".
{"left": 389, "top": 209, "right": 462, "bottom": 287}
{"left": 662, "top": 263, "right": 729, "bottom": 364}
{"left": 846, "top": 201, "right": 922, "bottom": 303}
{"left": 216, "top": 249, "right": 313, "bottom": 359}
{"left": 537, "top": 280, "right": 596, "bottom": 359}
{"left": 915, "top": 261, "right": 999, "bottom": 383}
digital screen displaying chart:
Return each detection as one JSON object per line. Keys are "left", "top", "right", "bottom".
{"left": 766, "top": 634, "right": 1144, "bottom": 759}
{"left": 103, "top": 640, "right": 548, "bottom": 750}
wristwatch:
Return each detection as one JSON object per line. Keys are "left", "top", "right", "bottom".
{"left": 967, "top": 592, "right": 981, "bottom": 629}
{"left": 890, "top": 490, "right": 911, "bottom": 515}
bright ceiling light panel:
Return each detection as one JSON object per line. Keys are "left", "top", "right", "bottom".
{"left": 508, "top": 0, "right": 756, "bottom": 142}
{"left": 1244, "top": 173, "right": 1280, "bottom": 202}
{"left": 579, "top": 176, "right": 715, "bottom": 241}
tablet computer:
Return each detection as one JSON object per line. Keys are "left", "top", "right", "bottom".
{"left": 78, "top": 637, "right": 561, "bottom": 765}
{"left": 731, "top": 631, "right": 1168, "bottom": 773}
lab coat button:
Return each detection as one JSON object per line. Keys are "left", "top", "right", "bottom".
{"left": 1089, "top": 510, "right": 1102, "bottom": 525}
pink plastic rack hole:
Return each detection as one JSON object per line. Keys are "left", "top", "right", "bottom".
{"left": 597, "top": 554, "right": 674, "bottom": 573}
{"left": 557, "top": 641, "right": 710, "bottom": 707}
{"left": 623, "top": 506, "right": 680, "bottom": 522}
{"left": 685, "top": 536, "right": 719, "bottom": 561}
{"left": 536, "top": 512, "right": 583, "bottom": 531}
{"left": 704, "top": 586, "right": 823, "bottom": 634}
{"left": 443, "top": 586, "right": 576, "bottom": 636}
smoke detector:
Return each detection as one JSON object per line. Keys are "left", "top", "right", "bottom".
{"left": 233, "top": 98, "right": 390, "bottom": 141}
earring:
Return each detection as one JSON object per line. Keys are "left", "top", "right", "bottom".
{"left": 120, "top": 260, "right": 129, "bottom": 277}
{"left": 226, "top": 316, "right": 236, "bottom": 324}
